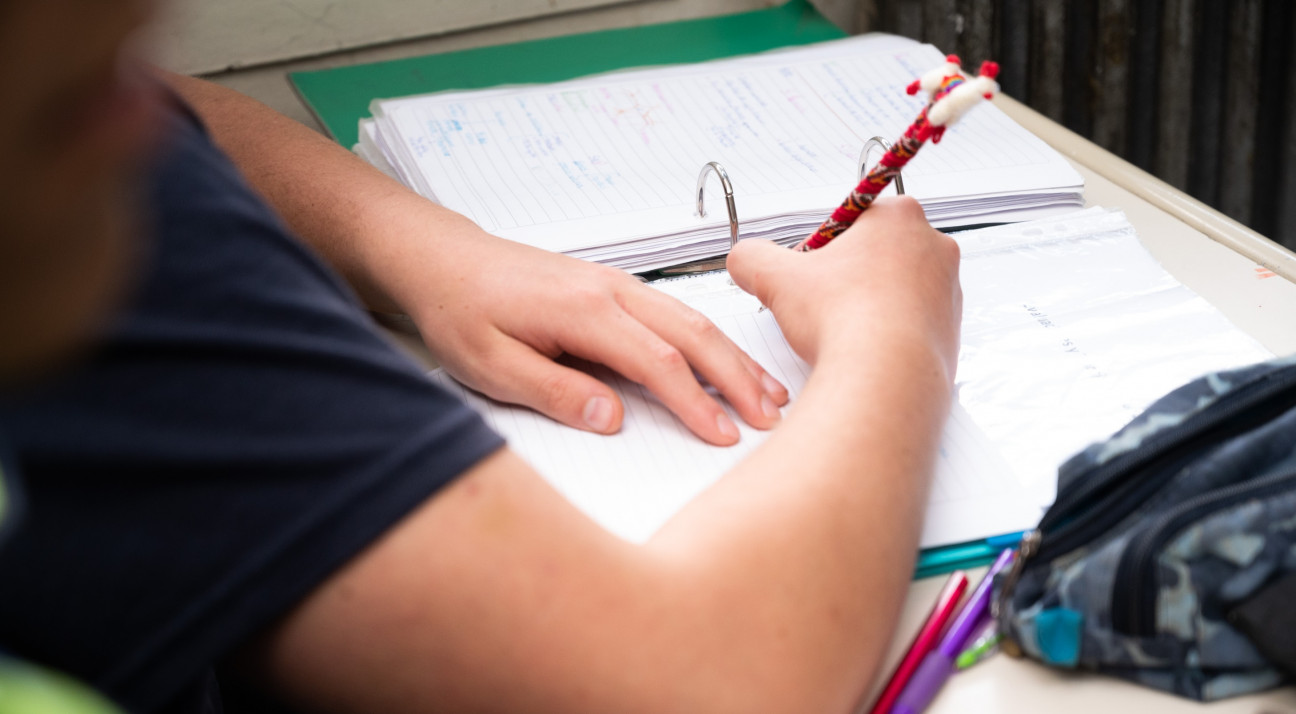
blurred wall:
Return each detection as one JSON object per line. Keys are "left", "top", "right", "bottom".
{"left": 157, "top": 0, "right": 857, "bottom": 75}
{"left": 855, "top": 0, "right": 1296, "bottom": 249}
{"left": 155, "top": 0, "right": 639, "bottom": 75}
{"left": 158, "top": 0, "right": 857, "bottom": 131}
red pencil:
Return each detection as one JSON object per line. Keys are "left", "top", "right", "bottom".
{"left": 796, "top": 57, "right": 1000, "bottom": 252}
{"left": 866, "top": 571, "right": 969, "bottom": 714}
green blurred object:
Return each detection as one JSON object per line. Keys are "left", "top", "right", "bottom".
{"left": 288, "top": 0, "right": 1025, "bottom": 581}
{"left": 0, "top": 659, "right": 123, "bottom": 714}
{"left": 290, "top": 0, "right": 847, "bottom": 148}
{"left": 0, "top": 465, "right": 8, "bottom": 530}
{"left": 0, "top": 464, "right": 123, "bottom": 714}
{"left": 956, "top": 628, "right": 1004, "bottom": 670}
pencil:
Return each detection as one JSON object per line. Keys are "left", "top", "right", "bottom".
{"left": 795, "top": 57, "right": 1001, "bottom": 252}
{"left": 865, "top": 571, "right": 968, "bottom": 714}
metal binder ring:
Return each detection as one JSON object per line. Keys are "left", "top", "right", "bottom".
{"left": 696, "top": 161, "right": 739, "bottom": 248}
{"left": 859, "top": 136, "right": 906, "bottom": 195}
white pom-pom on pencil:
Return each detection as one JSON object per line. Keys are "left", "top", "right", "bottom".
{"left": 927, "top": 60, "right": 1000, "bottom": 131}
{"left": 906, "top": 54, "right": 964, "bottom": 97}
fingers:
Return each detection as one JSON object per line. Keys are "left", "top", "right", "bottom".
{"left": 428, "top": 249, "right": 791, "bottom": 445}
{"left": 446, "top": 313, "right": 773, "bottom": 447}
{"left": 853, "top": 194, "right": 929, "bottom": 230}
{"left": 727, "top": 238, "right": 799, "bottom": 308}
{"left": 555, "top": 304, "right": 775, "bottom": 446}
{"left": 617, "top": 286, "right": 789, "bottom": 426}
{"left": 452, "top": 338, "right": 627, "bottom": 436}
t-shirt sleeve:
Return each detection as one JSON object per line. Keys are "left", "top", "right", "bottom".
{"left": 0, "top": 107, "right": 504, "bottom": 713}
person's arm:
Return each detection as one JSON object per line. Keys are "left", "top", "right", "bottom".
{"left": 160, "top": 72, "right": 786, "bottom": 445}
{"left": 242, "top": 197, "right": 962, "bottom": 714}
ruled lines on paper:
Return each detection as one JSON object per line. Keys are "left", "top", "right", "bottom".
{"left": 430, "top": 272, "right": 1036, "bottom": 546}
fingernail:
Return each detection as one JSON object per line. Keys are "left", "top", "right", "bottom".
{"left": 716, "top": 412, "right": 740, "bottom": 442}
{"left": 761, "top": 394, "right": 781, "bottom": 421}
{"left": 583, "top": 396, "right": 614, "bottom": 432}
{"left": 761, "top": 373, "right": 785, "bottom": 399}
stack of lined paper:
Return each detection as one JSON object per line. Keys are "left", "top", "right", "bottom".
{"left": 357, "top": 34, "right": 1085, "bottom": 272}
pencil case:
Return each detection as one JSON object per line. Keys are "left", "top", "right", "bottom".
{"left": 994, "top": 354, "right": 1296, "bottom": 700}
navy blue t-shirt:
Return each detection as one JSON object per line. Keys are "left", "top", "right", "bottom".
{"left": 0, "top": 106, "right": 504, "bottom": 712}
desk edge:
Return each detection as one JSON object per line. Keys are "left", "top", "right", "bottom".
{"left": 996, "top": 95, "right": 1296, "bottom": 284}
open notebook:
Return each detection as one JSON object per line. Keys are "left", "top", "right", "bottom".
{"left": 429, "top": 209, "right": 1273, "bottom": 563}
{"left": 358, "top": 34, "right": 1084, "bottom": 272}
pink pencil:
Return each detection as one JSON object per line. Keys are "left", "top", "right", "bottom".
{"left": 866, "top": 571, "right": 968, "bottom": 714}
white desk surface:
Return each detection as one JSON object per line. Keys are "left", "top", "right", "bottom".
{"left": 876, "top": 99, "right": 1296, "bottom": 714}
{"left": 884, "top": 569, "right": 1296, "bottom": 714}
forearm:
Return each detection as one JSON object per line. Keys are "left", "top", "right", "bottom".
{"left": 161, "top": 71, "right": 476, "bottom": 315}
{"left": 258, "top": 331, "right": 952, "bottom": 714}
{"left": 253, "top": 202, "right": 960, "bottom": 712}
{"left": 645, "top": 327, "right": 951, "bottom": 711}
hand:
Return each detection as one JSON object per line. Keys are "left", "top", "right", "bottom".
{"left": 726, "top": 196, "right": 962, "bottom": 379}
{"left": 160, "top": 75, "right": 790, "bottom": 444}
{"left": 408, "top": 235, "right": 789, "bottom": 446}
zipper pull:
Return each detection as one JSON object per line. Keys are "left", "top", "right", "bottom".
{"left": 994, "top": 529, "right": 1040, "bottom": 659}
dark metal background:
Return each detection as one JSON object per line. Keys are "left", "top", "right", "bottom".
{"left": 856, "top": 0, "right": 1296, "bottom": 249}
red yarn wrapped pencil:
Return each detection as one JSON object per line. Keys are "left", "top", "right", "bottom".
{"left": 795, "top": 57, "right": 1002, "bottom": 252}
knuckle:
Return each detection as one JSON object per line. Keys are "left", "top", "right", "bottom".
{"left": 456, "top": 347, "right": 506, "bottom": 393}
{"left": 891, "top": 194, "right": 926, "bottom": 218}
{"left": 570, "top": 284, "right": 610, "bottom": 312}
{"left": 535, "top": 371, "right": 580, "bottom": 409}
{"left": 590, "top": 264, "right": 634, "bottom": 293}
{"left": 455, "top": 359, "right": 489, "bottom": 387}
{"left": 451, "top": 342, "right": 500, "bottom": 386}
{"left": 681, "top": 307, "right": 718, "bottom": 337}
{"left": 939, "top": 231, "right": 961, "bottom": 262}
{"left": 651, "top": 343, "right": 688, "bottom": 373}
{"left": 597, "top": 264, "right": 633, "bottom": 284}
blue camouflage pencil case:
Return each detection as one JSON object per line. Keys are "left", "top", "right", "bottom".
{"left": 994, "top": 355, "right": 1296, "bottom": 700}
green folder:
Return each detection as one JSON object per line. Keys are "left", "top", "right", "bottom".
{"left": 290, "top": 0, "right": 1022, "bottom": 579}
{"left": 292, "top": 0, "right": 846, "bottom": 147}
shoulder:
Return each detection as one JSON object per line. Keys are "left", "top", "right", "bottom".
{"left": 144, "top": 103, "right": 358, "bottom": 316}
{"left": 0, "top": 103, "right": 504, "bottom": 714}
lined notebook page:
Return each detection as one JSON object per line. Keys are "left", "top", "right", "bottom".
{"left": 374, "top": 35, "right": 1082, "bottom": 255}
{"left": 431, "top": 272, "right": 1040, "bottom": 545}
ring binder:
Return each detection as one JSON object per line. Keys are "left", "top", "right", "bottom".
{"left": 695, "top": 161, "right": 739, "bottom": 248}
{"left": 860, "top": 136, "right": 906, "bottom": 195}
{"left": 356, "top": 36, "right": 1084, "bottom": 271}
{"left": 653, "top": 162, "right": 740, "bottom": 276}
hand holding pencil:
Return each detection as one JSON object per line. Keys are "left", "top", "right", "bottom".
{"left": 795, "top": 56, "right": 1001, "bottom": 252}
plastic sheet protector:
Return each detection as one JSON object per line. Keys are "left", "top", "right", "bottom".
{"left": 430, "top": 208, "right": 1272, "bottom": 545}
{"left": 952, "top": 207, "right": 1272, "bottom": 497}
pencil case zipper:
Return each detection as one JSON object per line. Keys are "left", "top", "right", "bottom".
{"left": 1031, "top": 368, "right": 1296, "bottom": 564}
{"left": 996, "top": 366, "right": 1296, "bottom": 630}
{"left": 1110, "top": 468, "right": 1296, "bottom": 637}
